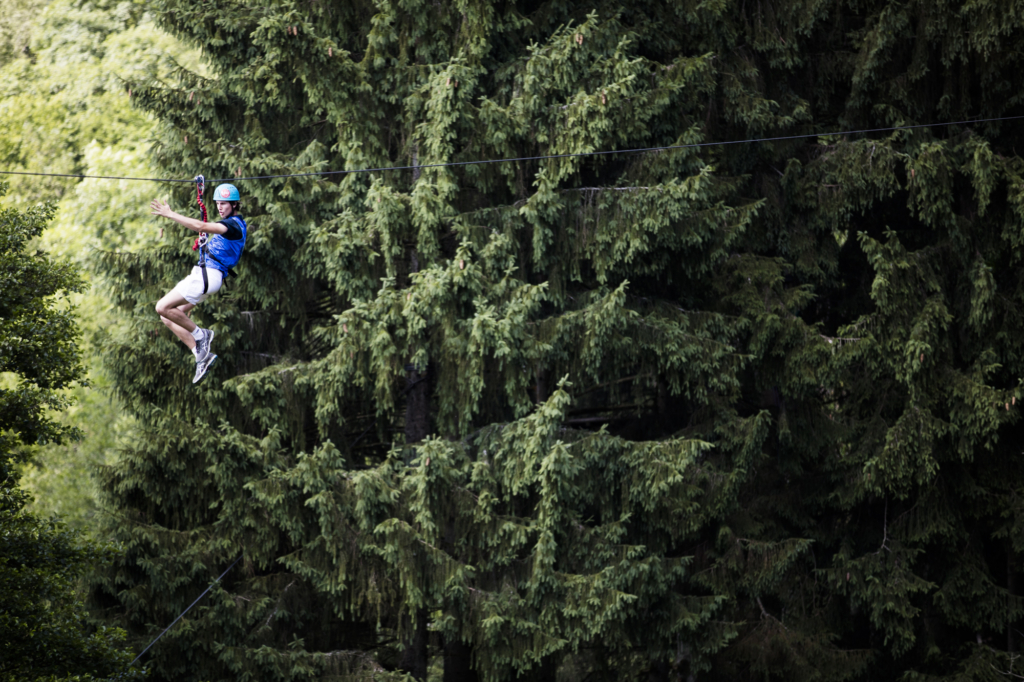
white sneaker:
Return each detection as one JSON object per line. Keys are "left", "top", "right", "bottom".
{"left": 192, "top": 354, "right": 217, "bottom": 385}
{"left": 194, "top": 327, "right": 214, "bottom": 362}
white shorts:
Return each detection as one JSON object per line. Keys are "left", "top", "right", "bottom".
{"left": 173, "top": 266, "right": 224, "bottom": 305}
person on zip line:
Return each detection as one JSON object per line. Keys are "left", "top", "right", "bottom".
{"left": 150, "top": 183, "right": 247, "bottom": 385}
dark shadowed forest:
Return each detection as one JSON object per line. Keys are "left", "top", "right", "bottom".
{"left": 4, "top": 1, "right": 1024, "bottom": 681}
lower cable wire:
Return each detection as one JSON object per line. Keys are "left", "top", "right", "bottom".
{"left": 129, "top": 554, "right": 243, "bottom": 668}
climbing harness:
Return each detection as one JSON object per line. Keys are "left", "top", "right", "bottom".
{"left": 192, "top": 175, "right": 212, "bottom": 295}
{"left": 191, "top": 174, "right": 238, "bottom": 292}
{"left": 191, "top": 176, "right": 244, "bottom": 293}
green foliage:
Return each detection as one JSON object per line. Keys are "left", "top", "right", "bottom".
{"left": 87, "top": 0, "right": 1024, "bottom": 680}
{"left": 0, "top": 0, "right": 46, "bottom": 68}
{"left": 0, "top": 182, "right": 84, "bottom": 452}
{"left": 0, "top": 0, "right": 199, "bottom": 531}
{"left": 0, "top": 504, "right": 139, "bottom": 682}
{"left": 0, "top": 180, "right": 138, "bottom": 681}
{"left": 0, "top": 0, "right": 202, "bottom": 206}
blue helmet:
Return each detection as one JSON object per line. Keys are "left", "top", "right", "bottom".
{"left": 213, "top": 183, "right": 240, "bottom": 202}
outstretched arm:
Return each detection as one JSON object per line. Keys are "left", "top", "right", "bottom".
{"left": 150, "top": 199, "right": 228, "bottom": 235}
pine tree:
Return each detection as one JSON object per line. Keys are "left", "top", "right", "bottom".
{"left": 93, "top": 1, "right": 1024, "bottom": 681}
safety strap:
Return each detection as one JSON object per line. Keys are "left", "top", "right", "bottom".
{"left": 191, "top": 174, "right": 238, "bottom": 286}
{"left": 193, "top": 175, "right": 210, "bottom": 294}
{"left": 204, "top": 248, "right": 237, "bottom": 279}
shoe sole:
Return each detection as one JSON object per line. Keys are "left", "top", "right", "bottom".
{"left": 193, "top": 354, "right": 218, "bottom": 385}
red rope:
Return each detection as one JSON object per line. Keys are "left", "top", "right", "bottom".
{"left": 193, "top": 175, "right": 207, "bottom": 251}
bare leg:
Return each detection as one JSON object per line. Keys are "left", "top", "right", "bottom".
{"left": 161, "top": 304, "right": 198, "bottom": 349}
{"left": 156, "top": 291, "right": 198, "bottom": 350}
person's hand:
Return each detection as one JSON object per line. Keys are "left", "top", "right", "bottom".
{"left": 150, "top": 199, "right": 176, "bottom": 218}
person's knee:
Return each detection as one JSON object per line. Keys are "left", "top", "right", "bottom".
{"left": 156, "top": 297, "right": 181, "bottom": 317}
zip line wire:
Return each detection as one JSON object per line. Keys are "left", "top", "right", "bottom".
{"left": 2, "top": 114, "right": 1022, "bottom": 186}
{"left": 129, "top": 554, "right": 243, "bottom": 668}
{"left": 228, "top": 115, "right": 1024, "bottom": 182}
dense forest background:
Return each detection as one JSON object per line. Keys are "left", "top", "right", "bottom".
{"left": 0, "top": 0, "right": 204, "bottom": 530}
{"left": 4, "top": 0, "right": 1024, "bottom": 681}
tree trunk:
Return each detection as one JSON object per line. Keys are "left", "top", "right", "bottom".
{"left": 534, "top": 654, "right": 558, "bottom": 682}
{"left": 399, "top": 237, "right": 431, "bottom": 679}
{"left": 443, "top": 637, "right": 479, "bottom": 682}
{"left": 399, "top": 609, "right": 429, "bottom": 680}
{"left": 1010, "top": 546, "right": 1018, "bottom": 654}
{"left": 648, "top": 659, "right": 670, "bottom": 682}
{"left": 405, "top": 364, "right": 430, "bottom": 445}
